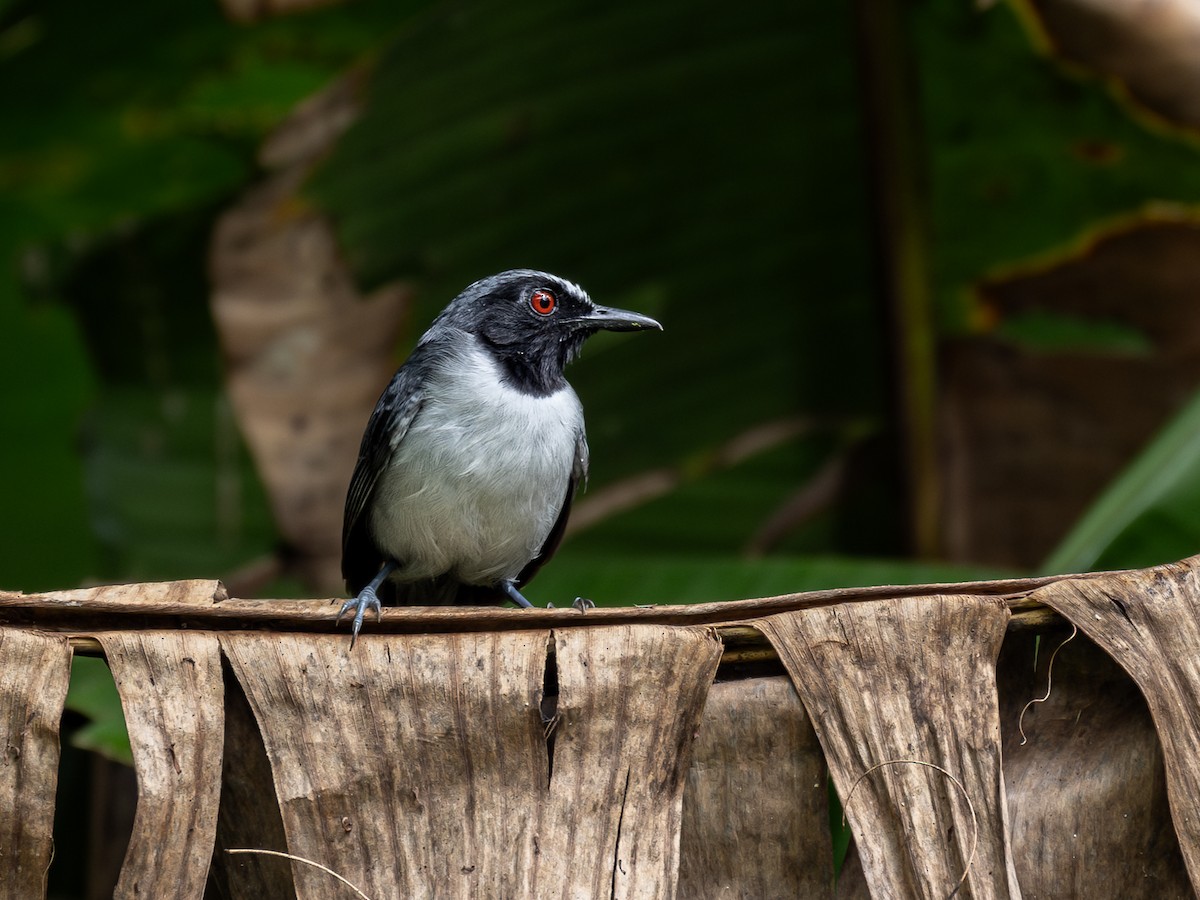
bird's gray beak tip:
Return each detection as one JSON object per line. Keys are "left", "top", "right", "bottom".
{"left": 629, "top": 318, "right": 663, "bottom": 333}
{"left": 586, "top": 306, "right": 663, "bottom": 333}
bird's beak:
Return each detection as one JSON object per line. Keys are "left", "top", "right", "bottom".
{"left": 575, "top": 304, "right": 663, "bottom": 333}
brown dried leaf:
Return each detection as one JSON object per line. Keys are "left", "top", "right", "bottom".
{"left": 221, "top": 630, "right": 548, "bottom": 899}
{"left": 218, "top": 0, "right": 343, "bottom": 24}
{"left": 219, "top": 625, "right": 719, "bottom": 899}
{"left": 678, "top": 676, "right": 833, "bottom": 899}
{"left": 761, "top": 595, "right": 1020, "bottom": 900}
{"left": 99, "top": 632, "right": 225, "bottom": 899}
{"left": 1026, "top": 0, "right": 1200, "bottom": 131}
{"left": 997, "top": 627, "right": 1191, "bottom": 897}
{"left": 210, "top": 673, "right": 296, "bottom": 899}
{"left": 0, "top": 630, "right": 72, "bottom": 899}
{"left": 1032, "top": 556, "right": 1200, "bottom": 892}
{"left": 538, "top": 626, "right": 722, "bottom": 899}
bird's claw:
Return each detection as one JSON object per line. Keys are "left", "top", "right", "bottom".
{"left": 546, "top": 597, "right": 594, "bottom": 612}
{"left": 335, "top": 587, "right": 383, "bottom": 649}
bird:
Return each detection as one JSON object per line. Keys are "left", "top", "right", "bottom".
{"left": 337, "top": 269, "right": 662, "bottom": 644}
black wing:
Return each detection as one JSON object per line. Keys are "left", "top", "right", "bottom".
{"left": 341, "top": 363, "right": 426, "bottom": 594}
{"left": 515, "top": 431, "right": 589, "bottom": 588}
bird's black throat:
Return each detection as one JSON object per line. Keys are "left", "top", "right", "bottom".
{"left": 480, "top": 330, "right": 586, "bottom": 397}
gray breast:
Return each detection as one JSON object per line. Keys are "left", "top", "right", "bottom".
{"left": 369, "top": 340, "right": 584, "bottom": 585}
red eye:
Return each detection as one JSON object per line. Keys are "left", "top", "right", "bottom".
{"left": 530, "top": 289, "right": 557, "bottom": 316}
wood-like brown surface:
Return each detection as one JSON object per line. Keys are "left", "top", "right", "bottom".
{"left": 222, "top": 630, "right": 548, "bottom": 899}
{"left": 762, "top": 595, "right": 1021, "bottom": 900}
{"left": 209, "top": 666, "right": 297, "bottom": 900}
{"left": 537, "top": 626, "right": 722, "bottom": 899}
{"left": 1033, "top": 557, "right": 1200, "bottom": 894}
{"left": 221, "top": 625, "right": 719, "bottom": 899}
{"left": 678, "top": 675, "right": 832, "bottom": 900}
{"left": 2, "top": 562, "right": 1197, "bottom": 897}
{"left": 0, "top": 629, "right": 72, "bottom": 900}
{"left": 98, "top": 631, "right": 225, "bottom": 899}
{"left": 996, "top": 627, "right": 1191, "bottom": 898}
{"left": 0, "top": 568, "right": 1110, "bottom": 638}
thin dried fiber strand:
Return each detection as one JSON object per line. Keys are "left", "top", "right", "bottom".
{"left": 1018, "top": 622, "right": 1078, "bottom": 746}
{"left": 226, "top": 849, "right": 373, "bottom": 900}
{"left": 841, "top": 759, "right": 979, "bottom": 900}
{"left": 43, "top": 839, "right": 54, "bottom": 895}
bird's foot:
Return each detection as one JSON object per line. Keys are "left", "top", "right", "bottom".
{"left": 503, "top": 581, "right": 593, "bottom": 612}
{"left": 334, "top": 587, "right": 383, "bottom": 649}
{"left": 546, "top": 597, "right": 595, "bottom": 612}
{"left": 501, "top": 581, "right": 535, "bottom": 609}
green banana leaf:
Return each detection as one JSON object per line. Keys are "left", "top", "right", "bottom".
{"left": 1044, "top": 385, "right": 1200, "bottom": 574}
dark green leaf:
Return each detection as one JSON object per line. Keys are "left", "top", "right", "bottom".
{"left": 65, "top": 656, "right": 132, "bottom": 767}
{"left": 1043, "top": 385, "right": 1200, "bottom": 574}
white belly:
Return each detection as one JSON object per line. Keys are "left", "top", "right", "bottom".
{"left": 369, "top": 345, "right": 584, "bottom": 585}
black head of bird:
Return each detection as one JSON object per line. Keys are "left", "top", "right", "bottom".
{"left": 337, "top": 269, "right": 662, "bottom": 645}
{"left": 435, "top": 269, "right": 661, "bottom": 396}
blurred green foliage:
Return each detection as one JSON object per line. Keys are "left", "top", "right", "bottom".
{"left": 5, "top": 3, "right": 1198, "bottom": 597}
{"left": 914, "top": 0, "right": 1200, "bottom": 332}
{"left": 3, "top": 2, "right": 1200, "bottom": 890}
{"left": 64, "top": 656, "right": 132, "bottom": 766}
{"left": 307, "top": 0, "right": 905, "bottom": 567}
{"left": 0, "top": 2, "right": 424, "bottom": 875}
{"left": 0, "top": 0, "right": 419, "bottom": 592}
{"left": 908, "top": 2, "right": 1200, "bottom": 578}
{"left": 994, "top": 310, "right": 1153, "bottom": 355}
{"left": 1044, "top": 385, "right": 1200, "bottom": 574}
{"left": 535, "top": 550, "right": 1008, "bottom": 608}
